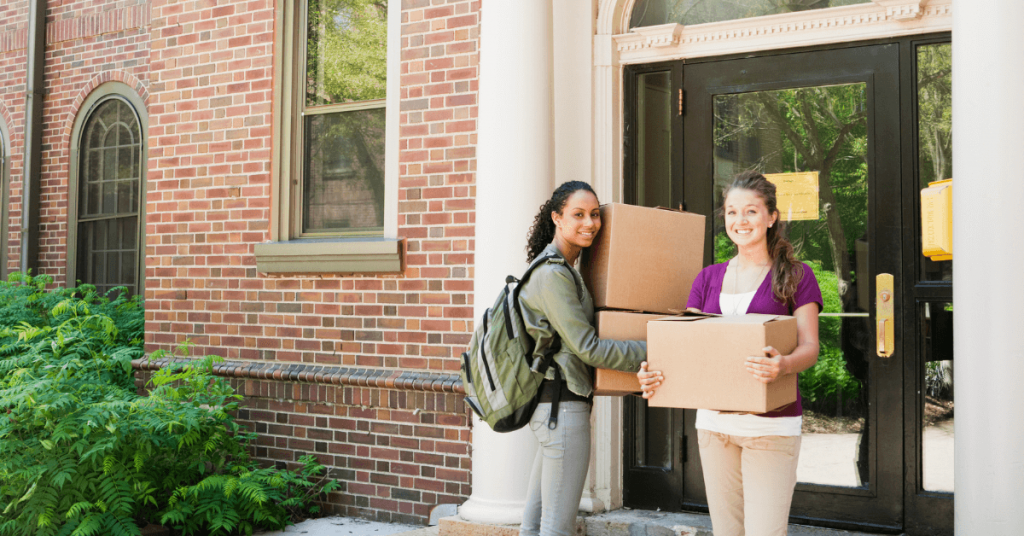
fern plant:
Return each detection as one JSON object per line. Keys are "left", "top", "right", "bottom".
{"left": 0, "top": 276, "right": 340, "bottom": 536}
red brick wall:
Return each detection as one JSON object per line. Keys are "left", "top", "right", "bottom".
{"left": 0, "top": 0, "right": 151, "bottom": 279}
{"left": 0, "top": 0, "right": 480, "bottom": 525}
{"left": 142, "top": 0, "right": 481, "bottom": 525}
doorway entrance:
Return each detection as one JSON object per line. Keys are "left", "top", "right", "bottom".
{"left": 622, "top": 37, "right": 953, "bottom": 535}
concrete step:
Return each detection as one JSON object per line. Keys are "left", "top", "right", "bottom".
{"left": 434, "top": 510, "right": 902, "bottom": 536}
{"left": 585, "top": 509, "right": 900, "bottom": 536}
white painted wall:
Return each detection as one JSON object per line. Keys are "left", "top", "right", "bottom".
{"left": 953, "top": 1, "right": 1024, "bottom": 533}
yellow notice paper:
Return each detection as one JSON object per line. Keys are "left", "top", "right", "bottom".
{"left": 764, "top": 172, "right": 820, "bottom": 221}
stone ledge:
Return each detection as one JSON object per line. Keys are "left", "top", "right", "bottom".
{"left": 254, "top": 237, "right": 405, "bottom": 275}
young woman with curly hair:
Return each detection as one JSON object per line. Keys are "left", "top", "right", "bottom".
{"left": 638, "top": 171, "right": 823, "bottom": 536}
{"left": 517, "top": 181, "right": 647, "bottom": 536}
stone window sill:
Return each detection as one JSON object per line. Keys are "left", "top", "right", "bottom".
{"left": 254, "top": 237, "right": 405, "bottom": 275}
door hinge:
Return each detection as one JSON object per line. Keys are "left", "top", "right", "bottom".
{"left": 680, "top": 435, "right": 687, "bottom": 464}
{"left": 678, "top": 89, "right": 684, "bottom": 116}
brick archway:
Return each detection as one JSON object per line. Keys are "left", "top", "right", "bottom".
{"left": 61, "top": 70, "right": 149, "bottom": 152}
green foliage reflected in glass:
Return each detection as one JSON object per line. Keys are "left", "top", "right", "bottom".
{"left": 630, "top": 0, "right": 872, "bottom": 28}
{"left": 307, "top": 0, "right": 388, "bottom": 106}
{"left": 917, "top": 44, "right": 952, "bottom": 187}
{"left": 917, "top": 43, "right": 952, "bottom": 282}
{"left": 712, "top": 83, "right": 869, "bottom": 416}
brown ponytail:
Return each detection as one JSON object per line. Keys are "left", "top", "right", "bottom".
{"left": 723, "top": 171, "right": 804, "bottom": 306}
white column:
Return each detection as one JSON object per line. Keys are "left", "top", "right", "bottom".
{"left": 954, "top": 3, "right": 1024, "bottom": 534}
{"left": 460, "top": 0, "right": 554, "bottom": 526}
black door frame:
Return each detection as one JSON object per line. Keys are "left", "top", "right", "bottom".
{"left": 900, "top": 34, "right": 955, "bottom": 536}
{"left": 622, "top": 34, "right": 953, "bottom": 535}
{"left": 622, "top": 61, "right": 685, "bottom": 512}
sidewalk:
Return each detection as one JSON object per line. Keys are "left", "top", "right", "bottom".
{"left": 256, "top": 510, "right": 897, "bottom": 536}
{"left": 253, "top": 516, "right": 436, "bottom": 536}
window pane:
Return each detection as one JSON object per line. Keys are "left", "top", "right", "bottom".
{"left": 630, "top": 0, "right": 872, "bottom": 28}
{"left": 635, "top": 71, "right": 673, "bottom": 208}
{"left": 917, "top": 43, "right": 952, "bottom": 282}
{"left": 303, "top": 108, "right": 386, "bottom": 233}
{"left": 306, "top": 0, "right": 388, "bottom": 106}
{"left": 920, "top": 301, "right": 954, "bottom": 493}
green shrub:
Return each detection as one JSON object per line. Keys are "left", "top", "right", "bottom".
{"left": 0, "top": 277, "right": 340, "bottom": 536}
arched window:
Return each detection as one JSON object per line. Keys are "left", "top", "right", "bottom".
{"left": 69, "top": 85, "right": 146, "bottom": 296}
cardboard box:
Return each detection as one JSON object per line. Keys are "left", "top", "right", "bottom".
{"left": 593, "top": 310, "right": 666, "bottom": 396}
{"left": 647, "top": 314, "right": 798, "bottom": 412}
{"left": 581, "top": 203, "right": 705, "bottom": 315}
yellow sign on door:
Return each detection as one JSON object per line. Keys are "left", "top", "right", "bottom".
{"left": 764, "top": 172, "right": 820, "bottom": 221}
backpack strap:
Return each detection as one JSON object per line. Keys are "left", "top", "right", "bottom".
{"left": 547, "top": 366, "right": 562, "bottom": 430}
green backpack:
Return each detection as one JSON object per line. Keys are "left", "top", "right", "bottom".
{"left": 459, "top": 254, "right": 569, "bottom": 432}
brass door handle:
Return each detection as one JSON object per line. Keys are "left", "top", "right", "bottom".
{"left": 876, "top": 274, "right": 894, "bottom": 357}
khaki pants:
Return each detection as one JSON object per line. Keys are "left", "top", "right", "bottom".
{"left": 697, "top": 429, "right": 802, "bottom": 536}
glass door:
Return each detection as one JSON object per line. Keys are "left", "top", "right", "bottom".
{"left": 681, "top": 44, "right": 905, "bottom": 529}
{"left": 623, "top": 37, "right": 953, "bottom": 535}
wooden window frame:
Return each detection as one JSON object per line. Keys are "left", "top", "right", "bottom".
{"left": 258, "top": 0, "right": 403, "bottom": 275}
{"left": 67, "top": 82, "right": 147, "bottom": 294}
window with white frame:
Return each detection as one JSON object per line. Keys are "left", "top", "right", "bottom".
{"left": 259, "top": 0, "right": 400, "bottom": 273}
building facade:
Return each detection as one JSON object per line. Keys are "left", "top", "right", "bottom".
{"left": 0, "top": 0, "right": 1022, "bottom": 534}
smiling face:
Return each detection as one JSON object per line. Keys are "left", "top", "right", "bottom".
{"left": 724, "top": 187, "right": 778, "bottom": 250}
{"left": 552, "top": 190, "right": 601, "bottom": 250}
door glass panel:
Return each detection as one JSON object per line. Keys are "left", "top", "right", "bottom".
{"left": 920, "top": 301, "right": 954, "bottom": 492}
{"left": 636, "top": 72, "right": 673, "bottom": 208}
{"left": 917, "top": 43, "right": 952, "bottom": 282}
{"left": 712, "top": 83, "right": 871, "bottom": 488}
{"left": 630, "top": 0, "right": 872, "bottom": 28}
{"left": 632, "top": 71, "right": 675, "bottom": 471}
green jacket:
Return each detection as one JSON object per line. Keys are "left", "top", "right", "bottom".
{"left": 519, "top": 243, "right": 647, "bottom": 397}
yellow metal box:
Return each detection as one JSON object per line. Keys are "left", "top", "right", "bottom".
{"left": 921, "top": 179, "right": 952, "bottom": 260}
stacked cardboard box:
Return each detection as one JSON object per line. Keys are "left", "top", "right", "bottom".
{"left": 581, "top": 204, "right": 705, "bottom": 396}
{"left": 582, "top": 203, "right": 799, "bottom": 413}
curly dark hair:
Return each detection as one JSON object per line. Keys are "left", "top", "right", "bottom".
{"left": 722, "top": 170, "right": 804, "bottom": 306}
{"left": 525, "top": 181, "right": 598, "bottom": 262}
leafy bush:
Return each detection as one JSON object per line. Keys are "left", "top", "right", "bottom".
{"left": 0, "top": 276, "right": 339, "bottom": 536}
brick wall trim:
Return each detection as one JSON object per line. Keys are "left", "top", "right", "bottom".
{"left": 47, "top": 3, "right": 151, "bottom": 45}
{"left": 133, "top": 358, "right": 465, "bottom": 394}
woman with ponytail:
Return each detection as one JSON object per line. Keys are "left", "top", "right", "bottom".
{"left": 638, "top": 171, "right": 822, "bottom": 536}
{"left": 517, "top": 181, "right": 646, "bottom": 536}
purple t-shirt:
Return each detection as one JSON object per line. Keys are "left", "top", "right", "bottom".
{"left": 686, "top": 261, "right": 823, "bottom": 417}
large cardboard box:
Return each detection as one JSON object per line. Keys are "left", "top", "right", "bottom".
{"left": 593, "top": 310, "right": 666, "bottom": 396}
{"left": 581, "top": 204, "right": 705, "bottom": 315}
{"left": 647, "top": 314, "right": 798, "bottom": 412}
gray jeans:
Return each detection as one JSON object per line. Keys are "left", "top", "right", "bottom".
{"left": 519, "top": 401, "right": 592, "bottom": 536}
